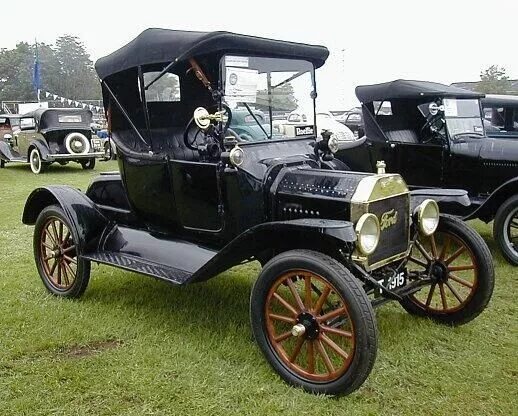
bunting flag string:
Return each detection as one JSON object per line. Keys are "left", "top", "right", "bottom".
{"left": 40, "top": 90, "right": 104, "bottom": 112}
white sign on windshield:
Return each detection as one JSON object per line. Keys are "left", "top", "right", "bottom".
{"left": 225, "top": 67, "right": 258, "bottom": 104}
{"left": 225, "top": 56, "right": 249, "bottom": 68}
{"left": 443, "top": 99, "right": 458, "bottom": 117}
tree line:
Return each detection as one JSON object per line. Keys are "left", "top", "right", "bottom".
{"left": 0, "top": 35, "right": 101, "bottom": 102}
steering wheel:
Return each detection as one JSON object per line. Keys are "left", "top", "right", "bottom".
{"left": 183, "top": 104, "right": 232, "bottom": 151}
{"left": 420, "top": 114, "right": 445, "bottom": 144}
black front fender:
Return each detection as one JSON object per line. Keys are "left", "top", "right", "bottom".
{"left": 464, "top": 177, "right": 518, "bottom": 222}
{"left": 0, "top": 141, "right": 15, "bottom": 161}
{"left": 22, "top": 186, "right": 109, "bottom": 254}
{"left": 410, "top": 188, "right": 472, "bottom": 217}
{"left": 188, "top": 218, "right": 356, "bottom": 283}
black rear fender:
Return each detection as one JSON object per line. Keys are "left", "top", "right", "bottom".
{"left": 22, "top": 186, "right": 109, "bottom": 254}
{"left": 28, "top": 140, "right": 51, "bottom": 160}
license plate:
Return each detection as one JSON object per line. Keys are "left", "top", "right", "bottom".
{"left": 385, "top": 271, "right": 407, "bottom": 291}
{"left": 376, "top": 271, "right": 407, "bottom": 296}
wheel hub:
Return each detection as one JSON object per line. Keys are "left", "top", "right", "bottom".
{"left": 293, "top": 312, "right": 320, "bottom": 340}
{"left": 430, "top": 261, "right": 449, "bottom": 283}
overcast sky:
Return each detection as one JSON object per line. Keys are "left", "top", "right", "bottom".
{"left": 2, "top": 0, "right": 516, "bottom": 109}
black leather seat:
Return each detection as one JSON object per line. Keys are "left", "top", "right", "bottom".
{"left": 385, "top": 129, "right": 419, "bottom": 143}
{"left": 377, "top": 116, "right": 420, "bottom": 144}
{"left": 150, "top": 128, "right": 199, "bottom": 161}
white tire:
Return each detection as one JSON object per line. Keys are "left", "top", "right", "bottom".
{"left": 65, "top": 132, "right": 90, "bottom": 155}
{"left": 29, "top": 148, "right": 43, "bottom": 174}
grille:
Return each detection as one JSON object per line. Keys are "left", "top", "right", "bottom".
{"left": 355, "top": 194, "right": 409, "bottom": 267}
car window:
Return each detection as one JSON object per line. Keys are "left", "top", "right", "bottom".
{"left": 143, "top": 72, "right": 181, "bottom": 102}
{"left": 373, "top": 101, "right": 392, "bottom": 115}
{"left": 20, "top": 118, "right": 36, "bottom": 130}
{"left": 0, "top": 117, "right": 7, "bottom": 126}
{"left": 346, "top": 113, "right": 361, "bottom": 122}
{"left": 485, "top": 106, "right": 505, "bottom": 129}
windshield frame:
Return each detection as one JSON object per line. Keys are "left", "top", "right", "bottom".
{"left": 218, "top": 54, "right": 318, "bottom": 144}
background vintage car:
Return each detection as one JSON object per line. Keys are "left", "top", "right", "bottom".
{"left": 0, "top": 108, "right": 104, "bottom": 173}
{"left": 335, "top": 79, "right": 518, "bottom": 265}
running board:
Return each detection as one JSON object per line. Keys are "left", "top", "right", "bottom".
{"left": 83, "top": 251, "right": 193, "bottom": 284}
{"left": 83, "top": 226, "right": 218, "bottom": 285}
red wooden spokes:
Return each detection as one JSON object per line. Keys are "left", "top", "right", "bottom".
{"left": 407, "top": 231, "right": 478, "bottom": 313}
{"left": 265, "top": 271, "right": 355, "bottom": 382}
{"left": 39, "top": 217, "right": 77, "bottom": 290}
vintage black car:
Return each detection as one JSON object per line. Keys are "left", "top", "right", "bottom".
{"left": 482, "top": 94, "right": 518, "bottom": 139}
{"left": 22, "top": 30, "right": 494, "bottom": 395}
{"left": 0, "top": 108, "right": 104, "bottom": 173}
{"left": 336, "top": 80, "right": 518, "bottom": 265}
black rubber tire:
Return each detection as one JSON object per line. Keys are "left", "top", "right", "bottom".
{"left": 493, "top": 195, "right": 518, "bottom": 266}
{"left": 400, "top": 215, "right": 494, "bottom": 325}
{"left": 33, "top": 205, "right": 91, "bottom": 298}
{"left": 0, "top": 159, "right": 5, "bottom": 168}
{"left": 81, "top": 158, "right": 96, "bottom": 170}
{"left": 250, "top": 249, "right": 378, "bottom": 396}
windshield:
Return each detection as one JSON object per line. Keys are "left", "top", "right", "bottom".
{"left": 221, "top": 55, "right": 316, "bottom": 142}
{"left": 443, "top": 98, "right": 484, "bottom": 137}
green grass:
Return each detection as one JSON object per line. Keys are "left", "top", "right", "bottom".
{"left": 0, "top": 161, "right": 516, "bottom": 415}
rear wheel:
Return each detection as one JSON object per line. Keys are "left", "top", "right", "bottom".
{"left": 400, "top": 215, "right": 494, "bottom": 325}
{"left": 250, "top": 249, "right": 378, "bottom": 395}
{"left": 81, "top": 158, "right": 96, "bottom": 170}
{"left": 29, "top": 148, "right": 45, "bottom": 174}
{"left": 0, "top": 159, "right": 5, "bottom": 168}
{"left": 493, "top": 195, "right": 518, "bottom": 266}
{"left": 103, "top": 142, "right": 112, "bottom": 161}
{"left": 34, "top": 205, "right": 90, "bottom": 298}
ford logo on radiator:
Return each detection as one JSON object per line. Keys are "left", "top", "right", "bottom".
{"left": 380, "top": 209, "right": 398, "bottom": 230}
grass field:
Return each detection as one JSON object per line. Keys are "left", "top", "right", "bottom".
{"left": 0, "top": 161, "right": 516, "bottom": 415}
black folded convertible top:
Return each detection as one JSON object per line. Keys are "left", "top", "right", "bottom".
{"left": 355, "top": 79, "right": 484, "bottom": 103}
{"left": 95, "top": 28, "right": 330, "bottom": 79}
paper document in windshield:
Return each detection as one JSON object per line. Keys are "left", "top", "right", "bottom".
{"left": 443, "top": 99, "right": 458, "bottom": 117}
{"left": 225, "top": 68, "right": 258, "bottom": 104}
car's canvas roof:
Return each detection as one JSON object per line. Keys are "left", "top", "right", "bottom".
{"left": 355, "top": 79, "right": 484, "bottom": 103}
{"left": 95, "top": 28, "right": 329, "bottom": 80}
{"left": 482, "top": 94, "right": 518, "bottom": 106}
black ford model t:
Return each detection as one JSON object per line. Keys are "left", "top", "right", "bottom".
{"left": 336, "top": 80, "right": 518, "bottom": 265}
{"left": 22, "top": 30, "right": 494, "bottom": 395}
{"left": 0, "top": 108, "right": 104, "bottom": 173}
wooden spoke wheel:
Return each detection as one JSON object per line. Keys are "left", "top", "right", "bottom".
{"left": 34, "top": 205, "right": 90, "bottom": 298}
{"left": 39, "top": 216, "right": 78, "bottom": 290}
{"left": 251, "top": 250, "right": 378, "bottom": 396}
{"left": 401, "top": 216, "right": 494, "bottom": 325}
{"left": 265, "top": 270, "right": 355, "bottom": 382}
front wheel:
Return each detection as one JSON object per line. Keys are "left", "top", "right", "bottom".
{"left": 250, "top": 249, "right": 378, "bottom": 396}
{"left": 400, "top": 215, "right": 494, "bottom": 325}
{"left": 493, "top": 195, "right": 518, "bottom": 265}
{"left": 33, "top": 205, "right": 91, "bottom": 298}
{"left": 0, "top": 159, "right": 5, "bottom": 168}
{"left": 80, "top": 158, "right": 96, "bottom": 170}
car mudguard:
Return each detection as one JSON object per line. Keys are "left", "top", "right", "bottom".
{"left": 22, "top": 186, "right": 109, "bottom": 254}
{"left": 409, "top": 188, "right": 472, "bottom": 217}
{"left": 0, "top": 141, "right": 14, "bottom": 161}
{"left": 188, "top": 218, "right": 357, "bottom": 283}
{"left": 464, "top": 177, "right": 518, "bottom": 222}
{"left": 27, "top": 139, "right": 51, "bottom": 161}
